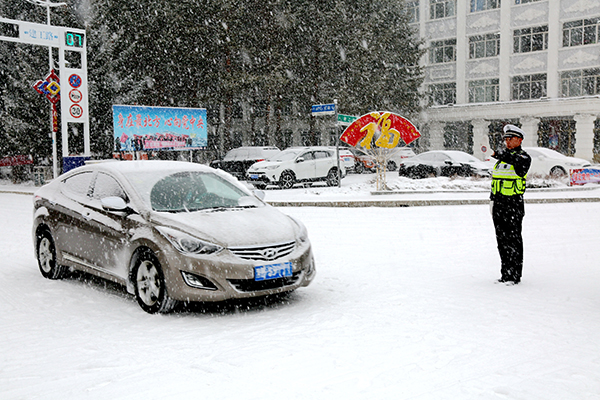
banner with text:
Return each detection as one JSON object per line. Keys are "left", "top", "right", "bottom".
{"left": 113, "top": 105, "right": 207, "bottom": 151}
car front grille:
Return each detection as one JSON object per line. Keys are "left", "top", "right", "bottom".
{"left": 228, "top": 271, "right": 302, "bottom": 292}
{"left": 229, "top": 241, "right": 295, "bottom": 262}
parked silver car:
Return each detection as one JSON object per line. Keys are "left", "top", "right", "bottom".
{"left": 33, "top": 160, "right": 315, "bottom": 313}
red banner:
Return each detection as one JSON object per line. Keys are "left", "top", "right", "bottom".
{"left": 0, "top": 155, "right": 33, "bottom": 167}
{"left": 340, "top": 112, "right": 420, "bottom": 149}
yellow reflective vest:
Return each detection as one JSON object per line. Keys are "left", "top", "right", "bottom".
{"left": 491, "top": 161, "right": 527, "bottom": 196}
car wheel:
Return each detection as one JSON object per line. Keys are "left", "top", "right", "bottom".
{"left": 133, "top": 249, "right": 176, "bottom": 314}
{"left": 550, "top": 166, "right": 567, "bottom": 178}
{"left": 36, "top": 229, "right": 66, "bottom": 280}
{"left": 355, "top": 162, "right": 365, "bottom": 174}
{"left": 386, "top": 161, "right": 397, "bottom": 171}
{"left": 279, "top": 171, "right": 296, "bottom": 189}
{"left": 326, "top": 168, "right": 340, "bottom": 186}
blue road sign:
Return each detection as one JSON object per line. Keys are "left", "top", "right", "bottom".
{"left": 311, "top": 103, "right": 336, "bottom": 116}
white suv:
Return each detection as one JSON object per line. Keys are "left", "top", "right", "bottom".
{"left": 247, "top": 147, "right": 346, "bottom": 189}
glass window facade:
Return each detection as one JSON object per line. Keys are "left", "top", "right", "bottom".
{"left": 430, "top": 39, "right": 457, "bottom": 64}
{"left": 429, "top": 82, "right": 456, "bottom": 105}
{"left": 511, "top": 74, "right": 547, "bottom": 100}
{"left": 563, "top": 18, "right": 600, "bottom": 47}
{"left": 470, "top": 0, "right": 500, "bottom": 13}
{"left": 468, "top": 79, "right": 500, "bottom": 103}
{"left": 513, "top": 26, "right": 548, "bottom": 53}
{"left": 561, "top": 69, "right": 600, "bottom": 97}
{"left": 469, "top": 33, "right": 500, "bottom": 58}
{"left": 430, "top": 0, "right": 455, "bottom": 19}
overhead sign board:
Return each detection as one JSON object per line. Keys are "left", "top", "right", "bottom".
{"left": 113, "top": 105, "right": 208, "bottom": 151}
{"left": 311, "top": 103, "right": 336, "bottom": 116}
{"left": 18, "top": 21, "right": 61, "bottom": 47}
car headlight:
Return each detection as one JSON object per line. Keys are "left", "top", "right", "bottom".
{"left": 289, "top": 216, "right": 309, "bottom": 244}
{"left": 156, "top": 226, "right": 223, "bottom": 255}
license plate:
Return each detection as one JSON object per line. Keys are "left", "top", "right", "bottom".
{"left": 250, "top": 174, "right": 259, "bottom": 180}
{"left": 254, "top": 262, "right": 293, "bottom": 281}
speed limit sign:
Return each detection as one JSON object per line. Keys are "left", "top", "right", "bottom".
{"left": 69, "top": 104, "right": 83, "bottom": 118}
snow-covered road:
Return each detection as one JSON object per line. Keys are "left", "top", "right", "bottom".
{"left": 1, "top": 191, "right": 600, "bottom": 399}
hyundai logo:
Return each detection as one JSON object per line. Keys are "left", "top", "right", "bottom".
{"left": 261, "top": 248, "right": 278, "bottom": 260}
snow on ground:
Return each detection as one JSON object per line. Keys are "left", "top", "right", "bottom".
{"left": 1, "top": 173, "right": 600, "bottom": 399}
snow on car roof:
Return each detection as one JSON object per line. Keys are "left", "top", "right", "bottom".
{"left": 85, "top": 160, "right": 213, "bottom": 174}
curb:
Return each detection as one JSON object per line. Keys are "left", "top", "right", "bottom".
{"left": 266, "top": 197, "right": 600, "bottom": 208}
{"left": 2, "top": 189, "right": 598, "bottom": 208}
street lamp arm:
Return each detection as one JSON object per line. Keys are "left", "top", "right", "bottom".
{"left": 25, "top": 0, "right": 67, "bottom": 7}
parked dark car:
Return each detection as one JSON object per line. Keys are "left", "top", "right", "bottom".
{"left": 210, "top": 146, "right": 281, "bottom": 180}
{"left": 398, "top": 150, "right": 492, "bottom": 179}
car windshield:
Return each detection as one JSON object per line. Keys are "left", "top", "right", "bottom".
{"left": 449, "top": 152, "right": 480, "bottom": 163}
{"left": 126, "top": 170, "right": 263, "bottom": 212}
{"left": 267, "top": 149, "right": 302, "bottom": 162}
{"left": 530, "top": 148, "right": 567, "bottom": 159}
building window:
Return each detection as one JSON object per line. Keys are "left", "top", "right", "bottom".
{"left": 430, "top": 0, "right": 455, "bottom": 19}
{"left": 513, "top": 26, "right": 548, "bottom": 53}
{"left": 430, "top": 39, "right": 456, "bottom": 64}
{"left": 511, "top": 74, "right": 546, "bottom": 100}
{"left": 405, "top": 1, "right": 419, "bottom": 23}
{"left": 563, "top": 18, "right": 600, "bottom": 47}
{"left": 468, "top": 79, "right": 500, "bottom": 102}
{"left": 470, "top": 0, "right": 500, "bottom": 12}
{"left": 429, "top": 82, "right": 456, "bottom": 105}
{"left": 469, "top": 33, "right": 500, "bottom": 58}
{"left": 561, "top": 68, "right": 600, "bottom": 97}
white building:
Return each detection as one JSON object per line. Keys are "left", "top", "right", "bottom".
{"left": 409, "top": 0, "right": 600, "bottom": 162}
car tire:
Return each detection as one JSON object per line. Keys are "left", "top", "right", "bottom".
{"left": 550, "top": 166, "right": 567, "bottom": 178}
{"left": 279, "top": 171, "right": 296, "bottom": 189}
{"left": 36, "top": 229, "right": 66, "bottom": 280}
{"left": 386, "top": 161, "right": 397, "bottom": 171}
{"left": 133, "top": 249, "right": 176, "bottom": 314}
{"left": 355, "top": 162, "right": 365, "bottom": 174}
{"left": 326, "top": 168, "right": 340, "bottom": 186}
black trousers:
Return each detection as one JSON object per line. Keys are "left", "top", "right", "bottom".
{"left": 492, "top": 198, "right": 524, "bottom": 282}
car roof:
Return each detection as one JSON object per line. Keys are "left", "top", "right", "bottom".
{"left": 70, "top": 160, "right": 214, "bottom": 176}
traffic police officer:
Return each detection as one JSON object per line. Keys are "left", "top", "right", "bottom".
{"left": 490, "top": 124, "right": 531, "bottom": 285}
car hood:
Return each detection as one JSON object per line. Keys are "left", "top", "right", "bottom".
{"left": 248, "top": 161, "right": 281, "bottom": 170}
{"left": 151, "top": 205, "right": 297, "bottom": 247}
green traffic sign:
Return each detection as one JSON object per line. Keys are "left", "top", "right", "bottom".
{"left": 337, "top": 114, "right": 357, "bottom": 124}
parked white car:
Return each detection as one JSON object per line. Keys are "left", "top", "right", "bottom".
{"left": 523, "top": 147, "right": 591, "bottom": 178}
{"left": 247, "top": 147, "right": 346, "bottom": 189}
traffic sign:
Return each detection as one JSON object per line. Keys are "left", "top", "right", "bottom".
{"left": 311, "top": 103, "right": 336, "bottom": 116}
{"left": 69, "top": 104, "right": 83, "bottom": 118}
{"left": 68, "top": 74, "right": 82, "bottom": 88}
{"left": 69, "top": 89, "right": 82, "bottom": 103}
{"left": 337, "top": 114, "right": 357, "bottom": 126}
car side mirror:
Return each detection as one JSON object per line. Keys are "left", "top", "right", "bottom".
{"left": 101, "top": 196, "right": 128, "bottom": 212}
{"left": 296, "top": 157, "right": 305, "bottom": 163}
{"left": 253, "top": 189, "right": 265, "bottom": 201}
